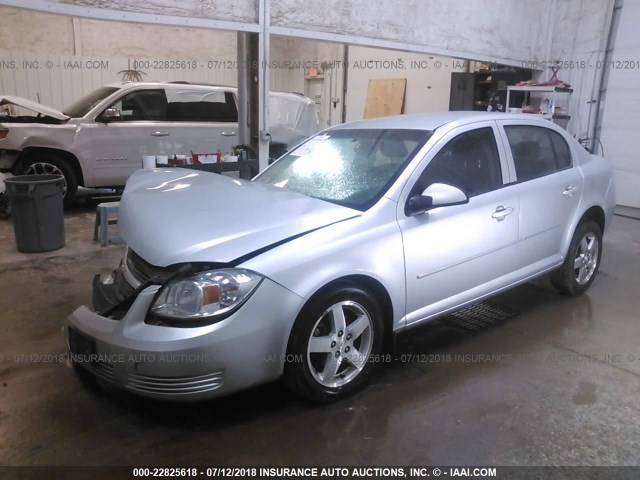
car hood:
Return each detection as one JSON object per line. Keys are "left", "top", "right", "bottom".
{"left": 0, "top": 95, "right": 69, "bottom": 120}
{"left": 118, "top": 169, "right": 361, "bottom": 267}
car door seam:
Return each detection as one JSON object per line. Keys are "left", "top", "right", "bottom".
{"left": 416, "top": 240, "right": 519, "bottom": 279}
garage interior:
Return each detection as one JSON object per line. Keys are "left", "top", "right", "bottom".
{"left": 1, "top": 0, "right": 640, "bottom": 472}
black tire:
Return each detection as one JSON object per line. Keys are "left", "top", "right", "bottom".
{"left": 551, "top": 221, "right": 603, "bottom": 295}
{"left": 283, "top": 282, "right": 384, "bottom": 403}
{"left": 22, "top": 154, "right": 78, "bottom": 206}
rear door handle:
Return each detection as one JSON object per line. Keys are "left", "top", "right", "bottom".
{"left": 563, "top": 185, "right": 578, "bottom": 197}
{"left": 492, "top": 205, "right": 514, "bottom": 221}
{"left": 221, "top": 131, "right": 237, "bottom": 137}
{"left": 151, "top": 131, "right": 170, "bottom": 137}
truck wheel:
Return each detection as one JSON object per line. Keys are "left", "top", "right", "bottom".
{"left": 23, "top": 155, "right": 78, "bottom": 206}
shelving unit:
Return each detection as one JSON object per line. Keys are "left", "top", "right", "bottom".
{"left": 506, "top": 85, "right": 573, "bottom": 122}
{"left": 449, "top": 69, "right": 532, "bottom": 112}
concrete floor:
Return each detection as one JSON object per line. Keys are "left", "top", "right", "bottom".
{"left": 0, "top": 205, "right": 639, "bottom": 467}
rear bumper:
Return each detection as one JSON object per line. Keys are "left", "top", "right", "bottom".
{"left": 64, "top": 279, "right": 305, "bottom": 401}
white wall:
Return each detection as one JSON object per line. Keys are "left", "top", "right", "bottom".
{"left": 598, "top": 0, "right": 640, "bottom": 208}
{"left": 272, "top": 0, "right": 555, "bottom": 65}
{"left": 270, "top": 36, "right": 345, "bottom": 127}
{"left": 0, "top": 6, "right": 238, "bottom": 110}
{"left": 275, "top": 42, "right": 466, "bottom": 127}
{"left": 44, "top": 0, "right": 557, "bottom": 65}
{"left": 0, "top": 7, "right": 238, "bottom": 59}
{"left": 58, "top": 0, "right": 259, "bottom": 23}
{"left": 345, "top": 46, "right": 465, "bottom": 122}
{"left": 542, "top": 0, "right": 615, "bottom": 140}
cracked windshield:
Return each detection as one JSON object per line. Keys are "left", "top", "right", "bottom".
{"left": 255, "top": 129, "right": 432, "bottom": 210}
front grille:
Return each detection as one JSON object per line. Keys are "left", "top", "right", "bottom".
{"left": 126, "top": 249, "right": 176, "bottom": 284}
{"left": 126, "top": 371, "right": 224, "bottom": 396}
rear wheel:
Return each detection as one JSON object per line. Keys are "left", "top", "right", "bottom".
{"left": 551, "top": 221, "right": 602, "bottom": 295}
{"left": 22, "top": 154, "right": 78, "bottom": 206}
{"left": 284, "top": 282, "right": 384, "bottom": 403}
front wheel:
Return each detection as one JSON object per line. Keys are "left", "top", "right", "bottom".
{"left": 551, "top": 221, "right": 602, "bottom": 295}
{"left": 22, "top": 155, "right": 78, "bottom": 206}
{"left": 284, "top": 282, "right": 384, "bottom": 403}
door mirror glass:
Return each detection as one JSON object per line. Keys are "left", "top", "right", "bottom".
{"left": 100, "top": 107, "right": 121, "bottom": 122}
{"left": 406, "top": 193, "right": 433, "bottom": 216}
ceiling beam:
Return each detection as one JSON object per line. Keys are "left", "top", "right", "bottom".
{"left": 0, "top": 0, "right": 261, "bottom": 33}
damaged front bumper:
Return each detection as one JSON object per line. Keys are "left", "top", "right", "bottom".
{"left": 64, "top": 273, "right": 305, "bottom": 402}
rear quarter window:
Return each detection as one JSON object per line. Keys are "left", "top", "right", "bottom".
{"left": 505, "top": 125, "right": 572, "bottom": 181}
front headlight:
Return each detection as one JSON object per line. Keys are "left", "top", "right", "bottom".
{"left": 150, "top": 269, "right": 263, "bottom": 321}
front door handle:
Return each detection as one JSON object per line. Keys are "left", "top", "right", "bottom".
{"left": 221, "top": 131, "right": 237, "bottom": 137}
{"left": 563, "top": 185, "right": 578, "bottom": 197}
{"left": 151, "top": 131, "right": 170, "bottom": 137}
{"left": 492, "top": 205, "right": 514, "bottom": 221}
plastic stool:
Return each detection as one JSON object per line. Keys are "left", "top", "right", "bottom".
{"left": 93, "top": 202, "right": 122, "bottom": 247}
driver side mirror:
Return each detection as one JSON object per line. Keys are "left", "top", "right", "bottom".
{"left": 406, "top": 183, "right": 468, "bottom": 216}
{"left": 99, "top": 107, "right": 121, "bottom": 122}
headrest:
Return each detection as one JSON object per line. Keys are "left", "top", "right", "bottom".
{"left": 512, "top": 141, "right": 540, "bottom": 159}
{"left": 379, "top": 138, "right": 408, "bottom": 158}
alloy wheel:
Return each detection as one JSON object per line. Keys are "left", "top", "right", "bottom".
{"left": 573, "top": 232, "right": 599, "bottom": 285}
{"left": 24, "top": 162, "right": 67, "bottom": 196}
{"left": 306, "top": 300, "right": 374, "bottom": 388}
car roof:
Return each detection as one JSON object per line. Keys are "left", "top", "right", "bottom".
{"left": 103, "top": 81, "right": 310, "bottom": 102}
{"left": 335, "top": 111, "right": 552, "bottom": 131}
{"left": 105, "top": 81, "right": 237, "bottom": 89}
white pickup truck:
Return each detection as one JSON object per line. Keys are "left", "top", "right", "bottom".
{"left": 0, "top": 82, "right": 318, "bottom": 204}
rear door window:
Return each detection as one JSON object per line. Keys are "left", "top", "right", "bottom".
{"left": 166, "top": 90, "right": 238, "bottom": 122}
{"left": 504, "top": 125, "right": 573, "bottom": 181}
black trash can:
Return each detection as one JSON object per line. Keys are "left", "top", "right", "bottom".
{"left": 3, "top": 174, "right": 65, "bottom": 253}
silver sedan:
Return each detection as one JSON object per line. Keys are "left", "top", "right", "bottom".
{"left": 65, "top": 112, "right": 615, "bottom": 402}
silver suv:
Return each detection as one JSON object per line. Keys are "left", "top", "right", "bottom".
{"left": 0, "top": 82, "right": 318, "bottom": 204}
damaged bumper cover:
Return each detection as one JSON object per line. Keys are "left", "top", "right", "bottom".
{"left": 65, "top": 277, "right": 305, "bottom": 401}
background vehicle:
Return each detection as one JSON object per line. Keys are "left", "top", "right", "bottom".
{"left": 0, "top": 82, "right": 318, "bottom": 205}
{"left": 65, "top": 112, "right": 615, "bottom": 402}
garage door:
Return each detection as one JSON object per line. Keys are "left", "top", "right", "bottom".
{"left": 599, "top": 0, "right": 640, "bottom": 208}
